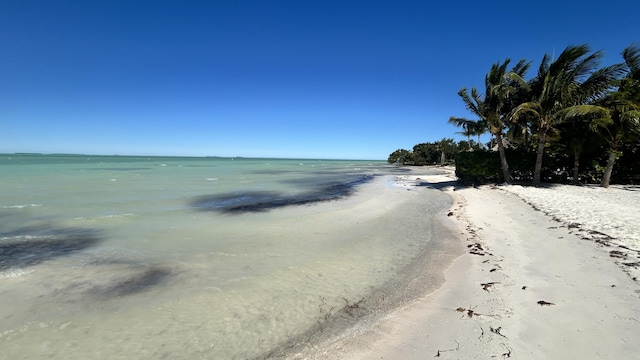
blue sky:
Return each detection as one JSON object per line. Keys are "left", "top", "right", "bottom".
{"left": 1, "top": 1, "right": 637, "bottom": 160}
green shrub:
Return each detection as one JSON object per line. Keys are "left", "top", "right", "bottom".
{"left": 455, "top": 149, "right": 537, "bottom": 184}
{"left": 455, "top": 151, "right": 501, "bottom": 184}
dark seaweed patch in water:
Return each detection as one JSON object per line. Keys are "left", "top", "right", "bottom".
{"left": 278, "top": 174, "right": 355, "bottom": 187}
{"left": 251, "top": 169, "right": 353, "bottom": 176}
{"left": 251, "top": 169, "right": 299, "bottom": 175}
{"left": 0, "top": 227, "right": 102, "bottom": 270}
{"left": 191, "top": 175, "right": 375, "bottom": 213}
{"left": 93, "top": 267, "right": 172, "bottom": 298}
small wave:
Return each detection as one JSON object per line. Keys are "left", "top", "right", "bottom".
{"left": 1, "top": 204, "right": 42, "bottom": 209}
{"left": 104, "top": 213, "right": 135, "bottom": 218}
{"left": 0, "top": 268, "right": 32, "bottom": 279}
{"left": 0, "top": 234, "right": 55, "bottom": 241}
{"left": 206, "top": 178, "right": 219, "bottom": 181}
{"left": 73, "top": 213, "right": 135, "bottom": 221}
{"left": 224, "top": 276, "right": 248, "bottom": 284}
{"left": 211, "top": 252, "right": 238, "bottom": 257}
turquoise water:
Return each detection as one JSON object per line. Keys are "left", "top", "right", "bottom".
{"left": 0, "top": 154, "right": 453, "bottom": 359}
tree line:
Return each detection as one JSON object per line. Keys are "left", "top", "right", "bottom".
{"left": 388, "top": 43, "right": 640, "bottom": 187}
{"left": 387, "top": 138, "right": 462, "bottom": 166}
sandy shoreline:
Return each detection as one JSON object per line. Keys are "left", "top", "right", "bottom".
{"left": 295, "top": 166, "right": 640, "bottom": 359}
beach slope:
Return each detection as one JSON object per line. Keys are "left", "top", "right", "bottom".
{"left": 307, "top": 169, "right": 640, "bottom": 359}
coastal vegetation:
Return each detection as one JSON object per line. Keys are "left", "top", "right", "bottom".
{"left": 389, "top": 43, "right": 640, "bottom": 187}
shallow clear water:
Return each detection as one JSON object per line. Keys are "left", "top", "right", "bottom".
{"left": 0, "top": 154, "right": 453, "bottom": 359}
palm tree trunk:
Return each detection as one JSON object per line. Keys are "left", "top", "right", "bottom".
{"left": 532, "top": 131, "right": 546, "bottom": 187}
{"left": 572, "top": 151, "right": 581, "bottom": 185}
{"left": 601, "top": 148, "right": 617, "bottom": 188}
{"left": 495, "top": 131, "right": 512, "bottom": 184}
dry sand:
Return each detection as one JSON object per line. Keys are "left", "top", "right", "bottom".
{"left": 296, "top": 167, "right": 640, "bottom": 359}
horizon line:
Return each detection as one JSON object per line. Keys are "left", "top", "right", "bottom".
{"left": 1, "top": 152, "right": 385, "bottom": 162}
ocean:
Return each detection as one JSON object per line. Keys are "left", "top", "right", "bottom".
{"left": 0, "top": 154, "right": 456, "bottom": 359}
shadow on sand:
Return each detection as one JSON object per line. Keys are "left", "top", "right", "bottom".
{"left": 415, "top": 179, "right": 462, "bottom": 190}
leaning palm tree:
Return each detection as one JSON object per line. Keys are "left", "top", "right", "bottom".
{"left": 512, "top": 44, "right": 623, "bottom": 186}
{"left": 598, "top": 44, "right": 640, "bottom": 187}
{"left": 455, "top": 59, "right": 530, "bottom": 184}
{"left": 562, "top": 43, "right": 640, "bottom": 187}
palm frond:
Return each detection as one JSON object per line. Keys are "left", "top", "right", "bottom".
{"left": 457, "top": 87, "right": 482, "bottom": 118}
{"left": 590, "top": 117, "right": 613, "bottom": 126}
{"left": 512, "top": 102, "right": 541, "bottom": 122}
{"left": 559, "top": 104, "right": 609, "bottom": 119}
{"left": 512, "top": 59, "right": 532, "bottom": 77}
{"left": 620, "top": 110, "right": 640, "bottom": 137}
{"left": 550, "top": 44, "right": 590, "bottom": 77}
{"left": 448, "top": 116, "right": 472, "bottom": 127}
{"left": 587, "top": 116, "right": 616, "bottom": 146}
{"left": 538, "top": 53, "right": 551, "bottom": 77}
{"left": 570, "top": 50, "right": 604, "bottom": 82}
{"left": 579, "top": 63, "right": 626, "bottom": 102}
{"left": 622, "top": 43, "right": 640, "bottom": 80}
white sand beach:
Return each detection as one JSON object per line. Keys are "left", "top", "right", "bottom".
{"left": 298, "top": 167, "right": 640, "bottom": 359}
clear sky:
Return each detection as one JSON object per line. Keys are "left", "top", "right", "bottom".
{"left": 1, "top": 1, "right": 637, "bottom": 160}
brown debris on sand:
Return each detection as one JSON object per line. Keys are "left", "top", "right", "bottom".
{"left": 537, "top": 300, "right": 555, "bottom": 306}
{"left": 481, "top": 282, "right": 499, "bottom": 292}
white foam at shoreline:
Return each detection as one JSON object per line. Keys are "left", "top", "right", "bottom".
{"left": 1, "top": 204, "right": 42, "bottom": 209}
{"left": 0, "top": 268, "right": 33, "bottom": 279}
{"left": 73, "top": 213, "right": 136, "bottom": 221}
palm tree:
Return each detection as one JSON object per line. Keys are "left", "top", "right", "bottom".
{"left": 512, "top": 44, "right": 623, "bottom": 186}
{"left": 470, "top": 120, "right": 488, "bottom": 149}
{"left": 598, "top": 44, "right": 640, "bottom": 187}
{"left": 556, "top": 116, "right": 601, "bottom": 185}
{"left": 435, "top": 138, "right": 457, "bottom": 165}
{"left": 562, "top": 43, "right": 640, "bottom": 187}
{"left": 448, "top": 117, "right": 475, "bottom": 149}
{"left": 455, "top": 59, "right": 530, "bottom": 184}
